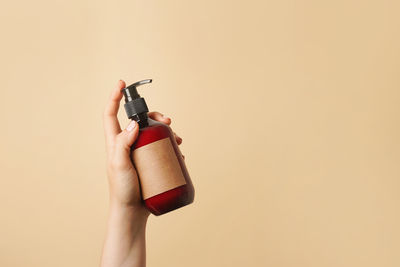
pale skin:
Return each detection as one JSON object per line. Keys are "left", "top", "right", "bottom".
{"left": 101, "top": 80, "right": 183, "bottom": 267}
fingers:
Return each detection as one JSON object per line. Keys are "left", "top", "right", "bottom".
{"left": 148, "top": 111, "right": 182, "bottom": 144}
{"left": 174, "top": 132, "right": 182, "bottom": 145}
{"left": 148, "top": 111, "right": 171, "bottom": 125}
{"left": 111, "top": 120, "right": 139, "bottom": 170}
{"left": 104, "top": 80, "right": 126, "bottom": 147}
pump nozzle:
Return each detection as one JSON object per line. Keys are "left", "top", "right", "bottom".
{"left": 132, "top": 79, "right": 152, "bottom": 87}
{"left": 121, "top": 79, "right": 152, "bottom": 120}
{"left": 122, "top": 79, "right": 152, "bottom": 102}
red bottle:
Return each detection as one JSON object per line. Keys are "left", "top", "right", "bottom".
{"left": 122, "top": 79, "right": 194, "bottom": 215}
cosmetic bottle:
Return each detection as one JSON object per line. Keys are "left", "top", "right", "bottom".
{"left": 122, "top": 79, "right": 195, "bottom": 215}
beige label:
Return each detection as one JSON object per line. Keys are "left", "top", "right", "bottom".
{"left": 132, "top": 137, "right": 186, "bottom": 200}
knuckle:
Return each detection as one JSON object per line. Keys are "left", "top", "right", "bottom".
{"left": 114, "top": 134, "right": 125, "bottom": 147}
{"left": 114, "top": 133, "right": 122, "bottom": 142}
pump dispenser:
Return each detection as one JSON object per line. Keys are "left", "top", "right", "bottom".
{"left": 122, "top": 79, "right": 151, "bottom": 125}
{"left": 121, "top": 79, "right": 195, "bottom": 215}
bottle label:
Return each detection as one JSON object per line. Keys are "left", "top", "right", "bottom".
{"left": 132, "top": 137, "right": 187, "bottom": 200}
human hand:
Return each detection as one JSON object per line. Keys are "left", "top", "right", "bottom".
{"left": 101, "top": 80, "right": 184, "bottom": 267}
{"left": 103, "top": 80, "right": 183, "bottom": 218}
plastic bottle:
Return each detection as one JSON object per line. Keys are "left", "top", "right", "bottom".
{"left": 121, "top": 79, "right": 195, "bottom": 215}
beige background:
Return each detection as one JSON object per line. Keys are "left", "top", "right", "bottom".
{"left": 1, "top": 1, "right": 400, "bottom": 266}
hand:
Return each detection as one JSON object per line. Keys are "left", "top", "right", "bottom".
{"left": 101, "top": 80, "right": 184, "bottom": 267}
{"left": 103, "top": 80, "right": 183, "bottom": 217}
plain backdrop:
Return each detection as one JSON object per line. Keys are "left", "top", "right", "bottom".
{"left": 1, "top": 1, "right": 400, "bottom": 266}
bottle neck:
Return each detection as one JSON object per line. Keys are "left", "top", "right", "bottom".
{"left": 132, "top": 112, "right": 149, "bottom": 128}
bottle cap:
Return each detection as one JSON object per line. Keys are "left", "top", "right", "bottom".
{"left": 121, "top": 79, "right": 152, "bottom": 119}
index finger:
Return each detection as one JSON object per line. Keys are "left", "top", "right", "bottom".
{"left": 148, "top": 111, "right": 171, "bottom": 125}
{"left": 103, "top": 80, "right": 125, "bottom": 145}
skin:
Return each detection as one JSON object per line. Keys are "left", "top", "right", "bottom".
{"left": 101, "top": 80, "right": 183, "bottom": 267}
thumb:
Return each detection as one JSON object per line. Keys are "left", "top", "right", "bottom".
{"left": 113, "top": 120, "right": 139, "bottom": 169}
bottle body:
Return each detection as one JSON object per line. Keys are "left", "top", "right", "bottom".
{"left": 131, "top": 118, "right": 195, "bottom": 215}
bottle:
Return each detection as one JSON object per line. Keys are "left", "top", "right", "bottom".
{"left": 121, "top": 79, "right": 195, "bottom": 215}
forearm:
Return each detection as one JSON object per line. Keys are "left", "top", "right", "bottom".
{"left": 102, "top": 81, "right": 175, "bottom": 266}
{"left": 101, "top": 202, "right": 148, "bottom": 267}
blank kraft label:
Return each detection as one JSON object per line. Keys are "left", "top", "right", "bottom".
{"left": 132, "top": 137, "right": 186, "bottom": 200}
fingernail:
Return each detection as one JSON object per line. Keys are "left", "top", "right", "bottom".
{"left": 127, "top": 120, "right": 136, "bottom": 131}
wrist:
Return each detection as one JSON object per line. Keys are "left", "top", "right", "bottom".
{"left": 109, "top": 200, "right": 149, "bottom": 227}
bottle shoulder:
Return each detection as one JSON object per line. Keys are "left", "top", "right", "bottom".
{"left": 134, "top": 118, "right": 173, "bottom": 148}
{"left": 148, "top": 118, "right": 168, "bottom": 127}
{"left": 140, "top": 118, "right": 171, "bottom": 131}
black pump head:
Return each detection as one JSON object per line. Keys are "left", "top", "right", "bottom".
{"left": 121, "top": 79, "right": 152, "bottom": 119}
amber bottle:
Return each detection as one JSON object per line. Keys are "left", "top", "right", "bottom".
{"left": 122, "top": 79, "right": 194, "bottom": 215}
